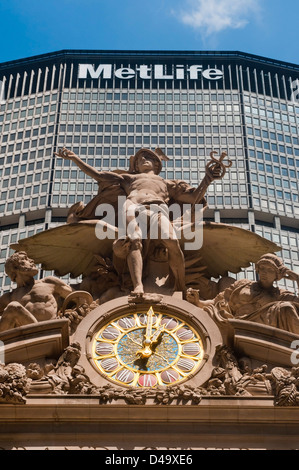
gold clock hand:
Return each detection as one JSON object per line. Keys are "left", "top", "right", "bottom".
{"left": 145, "top": 306, "right": 154, "bottom": 342}
{"left": 136, "top": 340, "right": 152, "bottom": 359}
{"left": 151, "top": 324, "right": 165, "bottom": 344}
{"left": 136, "top": 307, "right": 156, "bottom": 359}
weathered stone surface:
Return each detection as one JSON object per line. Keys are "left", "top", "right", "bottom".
{"left": 187, "top": 253, "right": 299, "bottom": 335}
{"left": 0, "top": 319, "right": 69, "bottom": 363}
{"left": 0, "top": 362, "right": 31, "bottom": 404}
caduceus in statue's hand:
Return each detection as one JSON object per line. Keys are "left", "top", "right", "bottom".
{"left": 192, "top": 151, "right": 233, "bottom": 206}
{"left": 206, "top": 151, "right": 233, "bottom": 180}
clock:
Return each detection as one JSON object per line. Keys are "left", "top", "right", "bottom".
{"left": 91, "top": 306, "right": 205, "bottom": 388}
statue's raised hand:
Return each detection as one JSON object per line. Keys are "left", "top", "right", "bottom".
{"left": 206, "top": 151, "right": 232, "bottom": 180}
{"left": 55, "top": 147, "right": 77, "bottom": 161}
{"left": 282, "top": 268, "right": 299, "bottom": 285}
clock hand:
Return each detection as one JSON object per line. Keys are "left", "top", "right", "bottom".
{"left": 145, "top": 306, "right": 154, "bottom": 342}
{"left": 136, "top": 307, "right": 155, "bottom": 359}
{"left": 150, "top": 326, "right": 170, "bottom": 365}
{"left": 127, "top": 350, "right": 170, "bottom": 366}
{"left": 136, "top": 339, "right": 152, "bottom": 359}
{"left": 151, "top": 324, "right": 165, "bottom": 345}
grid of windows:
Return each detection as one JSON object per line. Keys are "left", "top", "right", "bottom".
{"left": 245, "top": 92, "right": 299, "bottom": 217}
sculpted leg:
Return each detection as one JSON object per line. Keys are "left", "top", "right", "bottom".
{"left": 127, "top": 239, "right": 144, "bottom": 295}
{"left": 162, "top": 239, "right": 185, "bottom": 292}
{"left": 268, "top": 302, "right": 299, "bottom": 335}
{"left": 0, "top": 301, "right": 38, "bottom": 332}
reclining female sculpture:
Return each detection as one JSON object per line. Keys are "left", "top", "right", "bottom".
{"left": 187, "top": 254, "right": 299, "bottom": 335}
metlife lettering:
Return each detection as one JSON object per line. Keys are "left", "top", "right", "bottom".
{"left": 78, "top": 63, "right": 223, "bottom": 81}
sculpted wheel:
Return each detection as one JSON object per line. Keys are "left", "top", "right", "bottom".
{"left": 91, "top": 307, "right": 205, "bottom": 388}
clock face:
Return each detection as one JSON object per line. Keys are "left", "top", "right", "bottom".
{"left": 92, "top": 307, "right": 204, "bottom": 388}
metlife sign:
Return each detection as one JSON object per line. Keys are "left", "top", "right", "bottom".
{"left": 78, "top": 63, "right": 224, "bottom": 81}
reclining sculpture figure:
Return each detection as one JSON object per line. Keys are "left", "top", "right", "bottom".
{"left": 0, "top": 252, "right": 73, "bottom": 331}
{"left": 187, "top": 254, "right": 299, "bottom": 335}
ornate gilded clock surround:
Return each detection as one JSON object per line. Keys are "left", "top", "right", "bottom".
{"left": 73, "top": 295, "right": 223, "bottom": 389}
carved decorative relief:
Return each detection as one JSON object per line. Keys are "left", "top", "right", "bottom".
{"left": 0, "top": 363, "right": 31, "bottom": 404}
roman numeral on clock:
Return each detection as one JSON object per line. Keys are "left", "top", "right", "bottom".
{"left": 176, "top": 358, "right": 195, "bottom": 372}
{"left": 115, "top": 369, "right": 135, "bottom": 384}
{"left": 161, "top": 317, "right": 178, "bottom": 330}
{"left": 182, "top": 343, "right": 201, "bottom": 356}
{"left": 118, "top": 317, "right": 136, "bottom": 329}
{"left": 160, "top": 369, "right": 179, "bottom": 383}
{"left": 138, "top": 374, "right": 157, "bottom": 387}
{"left": 102, "top": 327, "right": 120, "bottom": 340}
{"left": 100, "top": 358, "right": 119, "bottom": 371}
{"left": 176, "top": 328, "right": 194, "bottom": 340}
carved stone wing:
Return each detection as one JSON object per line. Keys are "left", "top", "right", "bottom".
{"left": 11, "top": 220, "right": 280, "bottom": 281}
{"left": 180, "top": 222, "right": 280, "bottom": 279}
{"left": 11, "top": 221, "right": 116, "bottom": 278}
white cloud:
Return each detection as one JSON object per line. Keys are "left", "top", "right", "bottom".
{"left": 178, "top": 0, "right": 261, "bottom": 36}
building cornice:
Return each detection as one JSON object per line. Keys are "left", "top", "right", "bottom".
{"left": 0, "top": 49, "right": 298, "bottom": 72}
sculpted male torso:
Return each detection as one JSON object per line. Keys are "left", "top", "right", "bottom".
{"left": 0, "top": 278, "right": 70, "bottom": 321}
{"left": 0, "top": 252, "right": 72, "bottom": 332}
{"left": 121, "top": 172, "right": 169, "bottom": 206}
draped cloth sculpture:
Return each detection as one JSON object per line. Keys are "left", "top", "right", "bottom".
{"left": 187, "top": 254, "right": 299, "bottom": 334}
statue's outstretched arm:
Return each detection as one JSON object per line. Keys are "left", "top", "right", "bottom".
{"left": 55, "top": 147, "right": 123, "bottom": 184}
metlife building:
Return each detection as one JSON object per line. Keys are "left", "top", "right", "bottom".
{"left": 0, "top": 49, "right": 299, "bottom": 292}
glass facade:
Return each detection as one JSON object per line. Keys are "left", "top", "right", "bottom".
{"left": 0, "top": 50, "right": 299, "bottom": 293}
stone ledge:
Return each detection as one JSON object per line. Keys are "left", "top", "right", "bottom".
{"left": 0, "top": 398, "right": 298, "bottom": 449}
{"left": 229, "top": 319, "right": 299, "bottom": 367}
{"left": 0, "top": 319, "right": 69, "bottom": 363}
{"left": 0, "top": 397, "right": 298, "bottom": 424}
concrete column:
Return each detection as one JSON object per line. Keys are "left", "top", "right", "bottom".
{"left": 248, "top": 210, "right": 255, "bottom": 227}
{"left": 18, "top": 214, "right": 26, "bottom": 229}
{"left": 274, "top": 216, "right": 281, "bottom": 231}
{"left": 214, "top": 210, "right": 220, "bottom": 223}
{"left": 45, "top": 208, "right": 52, "bottom": 225}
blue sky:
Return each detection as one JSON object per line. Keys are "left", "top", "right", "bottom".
{"left": 0, "top": 0, "right": 298, "bottom": 64}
